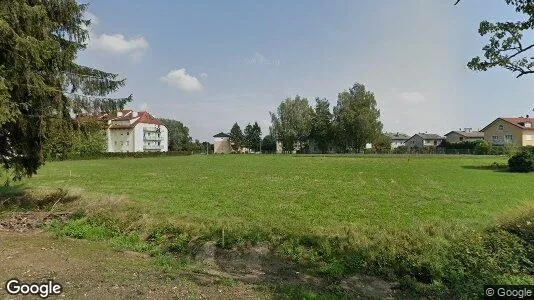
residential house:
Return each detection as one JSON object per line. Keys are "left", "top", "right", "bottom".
{"left": 405, "top": 133, "right": 445, "bottom": 149}
{"left": 213, "top": 132, "right": 231, "bottom": 154}
{"left": 444, "top": 129, "right": 484, "bottom": 143}
{"left": 481, "top": 116, "right": 534, "bottom": 146}
{"left": 106, "top": 110, "right": 168, "bottom": 152}
{"left": 385, "top": 132, "right": 410, "bottom": 149}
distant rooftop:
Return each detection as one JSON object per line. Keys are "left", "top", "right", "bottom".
{"left": 415, "top": 133, "right": 445, "bottom": 140}
{"left": 213, "top": 132, "right": 231, "bottom": 138}
{"left": 385, "top": 132, "right": 410, "bottom": 140}
{"left": 445, "top": 130, "right": 484, "bottom": 138}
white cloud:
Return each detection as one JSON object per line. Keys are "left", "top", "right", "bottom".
{"left": 200, "top": 73, "right": 208, "bottom": 78}
{"left": 161, "top": 68, "right": 204, "bottom": 92}
{"left": 85, "top": 12, "right": 149, "bottom": 61}
{"left": 89, "top": 34, "right": 149, "bottom": 55}
{"left": 400, "top": 92, "right": 426, "bottom": 104}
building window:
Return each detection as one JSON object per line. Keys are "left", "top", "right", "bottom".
{"left": 525, "top": 135, "right": 534, "bottom": 141}
{"left": 127, "top": 132, "right": 130, "bottom": 135}
{"left": 126, "top": 141, "right": 129, "bottom": 146}
{"left": 459, "top": 137, "right": 464, "bottom": 141}
{"left": 498, "top": 125, "right": 504, "bottom": 130}
{"left": 114, "top": 141, "right": 117, "bottom": 145}
{"left": 505, "top": 134, "right": 513, "bottom": 141}
{"left": 121, "top": 141, "right": 124, "bottom": 146}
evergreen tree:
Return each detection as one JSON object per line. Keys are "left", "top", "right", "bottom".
{"left": 244, "top": 122, "right": 262, "bottom": 152}
{"left": 0, "top": 0, "right": 131, "bottom": 178}
{"left": 229, "top": 122, "right": 244, "bottom": 152}
{"left": 261, "top": 134, "right": 277, "bottom": 153}
{"left": 244, "top": 123, "right": 254, "bottom": 151}
{"left": 251, "top": 122, "right": 262, "bottom": 152}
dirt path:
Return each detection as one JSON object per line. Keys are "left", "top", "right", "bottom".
{"left": 0, "top": 231, "right": 268, "bottom": 299}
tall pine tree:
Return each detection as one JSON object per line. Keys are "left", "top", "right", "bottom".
{"left": 0, "top": 0, "right": 131, "bottom": 178}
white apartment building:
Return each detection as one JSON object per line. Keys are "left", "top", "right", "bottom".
{"left": 106, "top": 110, "right": 168, "bottom": 153}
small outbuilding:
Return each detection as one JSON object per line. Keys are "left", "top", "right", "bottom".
{"left": 213, "top": 132, "right": 232, "bottom": 154}
{"left": 444, "top": 129, "right": 484, "bottom": 143}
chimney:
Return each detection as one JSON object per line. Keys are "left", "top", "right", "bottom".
{"left": 117, "top": 111, "right": 123, "bottom": 117}
{"left": 132, "top": 111, "right": 138, "bottom": 118}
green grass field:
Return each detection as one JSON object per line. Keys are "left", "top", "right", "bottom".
{"left": 18, "top": 155, "right": 533, "bottom": 235}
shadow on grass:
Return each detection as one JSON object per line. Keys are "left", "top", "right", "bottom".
{"left": 0, "top": 184, "right": 26, "bottom": 197}
{"left": 461, "top": 164, "right": 509, "bottom": 172}
{"left": 0, "top": 187, "right": 79, "bottom": 212}
{"left": 170, "top": 249, "right": 397, "bottom": 299}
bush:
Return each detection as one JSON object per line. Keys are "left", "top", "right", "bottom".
{"left": 508, "top": 151, "right": 534, "bottom": 172}
{"left": 474, "top": 140, "right": 491, "bottom": 155}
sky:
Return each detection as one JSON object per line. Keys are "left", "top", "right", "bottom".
{"left": 78, "top": 0, "right": 534, "bottom": 141}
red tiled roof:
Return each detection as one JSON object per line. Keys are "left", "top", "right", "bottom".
{"left": 500, "top": 117, "right": 534, "bottom": 130}
{"left": 482, "top": 117, "right": 534, "bottom": 131}
{"left": 108, "top": 110, "right": 162, "bottom": 130}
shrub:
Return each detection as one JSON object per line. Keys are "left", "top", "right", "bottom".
{"left": 474, "top": 140, "right": 491, "bottom": 155}
{"left": 508, "top": 151, "right": 534, "bottom": 172}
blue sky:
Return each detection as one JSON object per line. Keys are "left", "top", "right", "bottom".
{"left": 78, "top": 0, "right": 534, "bottom": 141}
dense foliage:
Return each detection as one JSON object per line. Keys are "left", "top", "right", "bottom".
{"left": 229, "top": 122, "right": 244, "bottom": 152}
{"left": 0, "top": 0, "right": 131, "bottom": 178}
{"left": 270, "top": 96, "right": 314, "bottom": 152}
{"left": 508, "top": 150, "right": 534, "bottom": 172}
{"left": 310, "top": 98, "right": 333, "bottom": 153}
{"left": 159, "top": 119, "right": 192, "bottom": 151}
{"left": 261, "top": 134, "right": 277, "bottom": 153}
{"left": 333, "top": 83, "right": 383, "bottom": 151}
{"left": 270, "top": 83, "right": 383, "bottom": 153}
{"left": 244, "top": 122, "right": 261, "bottom": 152}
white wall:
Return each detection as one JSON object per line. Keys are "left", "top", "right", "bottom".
{"left": 390, "top": 140, "right": 406, "bottom": 149}
{"left": 133, "top": 123, "right": 168, "bottom": 152}
{"left": 107, "top": 129, "right": 135, "bottom": 152}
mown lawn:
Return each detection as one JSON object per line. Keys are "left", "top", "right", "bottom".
{"left": 18, "top": 155, "right": 533, "bottom": 235}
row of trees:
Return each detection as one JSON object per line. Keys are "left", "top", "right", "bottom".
{"left": 270, "top": 83, "right": 385, "bottom": 153}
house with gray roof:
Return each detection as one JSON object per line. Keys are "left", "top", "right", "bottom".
{"left": 385, "top": 132, "right": 410, "bottom": 148}
{"left": 405, "top": 133, "right": 445, "bottom": 149}
{"left": 444, "top": 129, "right": 484, "bottom": 143}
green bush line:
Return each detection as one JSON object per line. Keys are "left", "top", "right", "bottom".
{"left": 50, "top": 150, "right": 192, "bottom": 161}
{"left": 44, "top": 208, "right": 534, "bottom": 299}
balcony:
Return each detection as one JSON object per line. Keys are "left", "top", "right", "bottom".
{"left": 144, "top": 135, "right": 163, "bottom": 141}
{"left": 143, "top": 144, "right": 162, "bottom": 151}
{"left": 143, "top": 127, "right": 160, "bottom": 133}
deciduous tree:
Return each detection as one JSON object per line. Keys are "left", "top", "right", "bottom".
{"left": 270, "top": 96, "right": 314, "bottom": 152}
{"left": 310, "top": 98, "right": 333, "bottom": 153}
{"left": 160, "top": 119, "right": 192, "bottom": 151}
{"left": 456, "top": 0, "right": 534, "bottom": 78}
{"left": 333, "top": 83, "right": 382, "bottom": 152}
